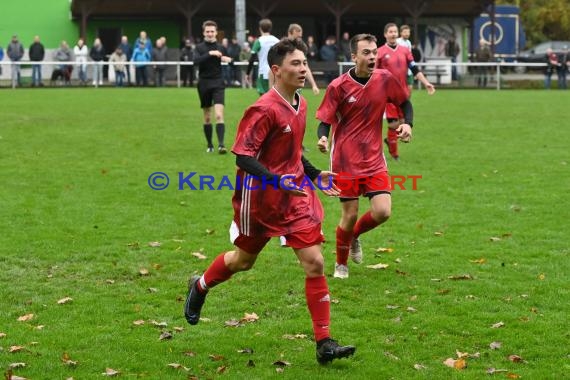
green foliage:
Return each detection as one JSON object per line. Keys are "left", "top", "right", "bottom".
{"left": 497, "top": 0, "right": 570, "bottom": 45}
{"left": 0, "top": 89, "right": 568, "bottom": 378}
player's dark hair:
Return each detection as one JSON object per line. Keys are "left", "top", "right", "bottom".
{"left": 268, "top": 38, "right": 308, "bottom": 67}
{"left": 259, "top": 18, "right": 273, "bottom": 33}
{"left": 202, "top": 20, "right": 218, "bottom": 31}
{"left": 350, "top": 34, "right": 377, "bottom": 54}
{"left": 384, "top": 22, "right": 398, "bottom": 34}
{"left": 400, "top": 24, "right": 410, "bottom": 33}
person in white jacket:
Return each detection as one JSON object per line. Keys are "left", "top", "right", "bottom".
{"left": 74, "top": 38, "right": 89, "bottom": 85}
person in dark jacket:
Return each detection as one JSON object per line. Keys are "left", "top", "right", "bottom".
{"left": 152, "top": 38, "right": 168, "bottom": 87}
{"left": 90, "top": 38, "right": 106, "bottom": 86}
{"left": 180, "top": 39, "right": 195, "bottom": 87}
{"left": 119, "top": 35, "right": 133, "bottom": 85}
{"left": 29, "top": 35, "right": 45, "bottom": 87}
{"left": 7, "top": 35, "right": 25, "bottom": 87}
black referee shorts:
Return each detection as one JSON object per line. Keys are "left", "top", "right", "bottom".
{"left": 197, "top": 78, "right": 225, "bottom": 108}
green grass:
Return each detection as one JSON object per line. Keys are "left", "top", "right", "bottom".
{"left": 0, "top": 88, "right": 568, "bottom": 379}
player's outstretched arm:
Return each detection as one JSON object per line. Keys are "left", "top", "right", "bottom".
{"left": 416, "top": 71, "right": 436, "bottom": 95}
{"left": 316, "top": 121, "right": 331, "bottom": 153}
{"left": 301, "top": 156, "right": 340, "bottom": 197}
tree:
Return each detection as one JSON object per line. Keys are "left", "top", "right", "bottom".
{"left": 497, "top": 0, "right": 570, "bottom": 46}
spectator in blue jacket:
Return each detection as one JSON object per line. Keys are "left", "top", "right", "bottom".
{"left": 131, "top": 41, "right": 151, "bottom": 86}
{"left": 0, "top": 46, "right": 4, "bottom": 77}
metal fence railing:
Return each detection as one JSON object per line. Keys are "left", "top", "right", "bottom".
{"left": 0, "top": 60, "right": 563, "bottom": 90}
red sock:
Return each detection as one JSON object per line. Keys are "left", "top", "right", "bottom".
{"left": 353, "top": 211, "right": 380, "bottom": 238}
{"left": 199, "top": 253, "right": 234, "bottom": 292}
{"left": 305, "top": 276, "right": 330, "bottom": 342}
{"left": 387, "top": 128, "right": 399, "bottom": 157}
{"left": 336, "top": 226, "right": 353, "bottom": 265}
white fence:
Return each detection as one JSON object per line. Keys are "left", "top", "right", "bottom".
{"left": 0, "top": 59, "right": 555, "bottom": 90}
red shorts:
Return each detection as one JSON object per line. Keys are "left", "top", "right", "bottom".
{"left": 335, "top": 171, "right": 391, "bottom": 199}
{"left": 385, "top": 103, "right": 403, "bottom": 120}
{"left": 230, "top": 221, "right": 324, "bottom": 254}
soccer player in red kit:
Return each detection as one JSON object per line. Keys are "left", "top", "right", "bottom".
{"left": 316, "top": 34, "right": 413, "bottom": 279}
{"left": 184, "top": 38, "right": 356, "bottom": 364}
{"left": 376, "top": 23, "right": 435, "bottom": 160}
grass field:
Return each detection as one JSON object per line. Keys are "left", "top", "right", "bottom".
{"left": 0, "top": 88, "right": 568, "bottom": 379}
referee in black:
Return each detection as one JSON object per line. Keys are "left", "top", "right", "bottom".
{"left": 194, "top": 20, "right": 233, "bottom": 153}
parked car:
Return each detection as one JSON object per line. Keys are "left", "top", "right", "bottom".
{"left": 514, "top": 40, "right": 570, "bottom": 72}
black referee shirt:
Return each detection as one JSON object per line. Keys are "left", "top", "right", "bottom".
{"left": 194, "top": 41, "right": 228, "bottom": 80}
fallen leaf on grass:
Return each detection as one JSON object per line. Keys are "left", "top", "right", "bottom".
{"left": 538, "top": 273, "right": 545, "bottom": 280}
{"left": 191, "top": 252, "right": 207, "bottom": 260}
{"left": 167, "top": 363, "right": 189, "bottom": 371}
{"left": 508, "top": 354, "right": 525, "bottom": 363}
{"left": 386, "top": 305, "right": 399, "bottom": 309}
{"left": 237, "top": 348, "right": 254, "bottom": 354}
{"left": 448, "top": 274, "right": 473, "bottom": 280}
{"left": 150, "top": 320, "right": 168, "bottom": 328}
{"left": 437, "top": 289, "right": 451, "bottom": 294}
{"left": 57, "top": 297, "right": 73, "bottom": 305}
{"left": 375, "top": 247, "right": 394, "bottom": 253}
{"left": 469, "top": 258, "right": 486, "bottom": 264}
{"left": 384, "top": 351, "right": 400, "bottom": 360}
{"left": 366, "top": 263, "right": 389, "bottom": 270}
{"left": 183, "top": 350, "right": 196, "bottom": 357}
{"left": 139, "top": 268, "right": 150, "bottom": 276}
{"left": 489, "top": 341, "right": 502, "bottom": 350}
{"left": 159, "top": 331, "right": 173, "bottom": 340}
{"left": 209, "top": 354, "right": 225, "bottom": 361}
{"left": 491, "top": 321, "right": 505, "bottom": 328}
{"left": 276, "top": 367, "right": 284, "bottom": 373}
{"left": 0, "top": 332, "right": 6, "bottom": 338}
{"left": 510, "top": 205, "right": 521, "bottom": 212}
{"left": 506, "top": 373, "right": 521, "bottom": 379}
{"left": 240, "top": 312, "right": 259, "bottom": 323}
{"left": 147, "top": 287, "right": 158, "bottom": 293}
{"left": 152, "top": 263, "right": 162, "bottom": 270}
{"left": 413, "top": 363, "right": 426, "bottom": 370}
{"left": 246, "top": 359, "right": 255, "bottom": 367}
{"left": 34, "top": 325, "right": 44, "bottom": 330}
{"left": 205, "top": 229, "right": 215, "bottom": 235}
{"left": 61, "top": 352, "right": 78, "bottom": 367}
{"left": 17, "top": 314, "right": 34, "bottom": 322}
{"left": 224, "top": 319, "right": 242, "bottom": 327}
{"left": 282, "top": 334, "right": 308, "bottom": 340}
{"left": 489, "top": 237, "right": 501, "bottom": 242}
{"left": 273, "top": 360, "right": 291, "bottom": 367}
{"left": 486, "top": 367, "right": 508, "bottom": 374}
{"left": 9, "top": 346, "right": 25, "bottom": 353}
{"left": 133, "top": 319, "right": 145, "bottom": 326}
{"left": 174, "top": 326, "right": 184, "bottom": 332}
{"left": 406, "top": 307, "right": 417, "bottom": 313}
{"left": 4, "top": 371, "right": 28, "bottom": 380}
{"left": 148, "top": 241, "right": 161, "bottom": 247}
{"left": 216, "top": 366, "right": 227, "bottom": 374}
{"left": 9, "top": 363, "right": 26, "bottom": 369}
{"left": 102, "top": 368, "right": 120, "bottom": 376}
{"left": 434, "top": 231, "right": 444, "bottom": 236}
{"left": 443, "top": 357, "right": 467, "bottom": 369}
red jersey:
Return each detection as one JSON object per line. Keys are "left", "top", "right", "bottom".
{"left": 231, "top": 88, "right": 324, "bottom": 237}
{"left": 376, "top": 43, "right": 414, "bottom": 97}
{"left": 316, "top": 68, "right": 408, "bottom": 177}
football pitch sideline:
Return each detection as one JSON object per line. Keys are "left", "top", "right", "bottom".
{"left": 0, "top": 88, "right": 568, "bottom": 378}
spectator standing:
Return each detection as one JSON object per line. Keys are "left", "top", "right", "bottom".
{"left": 319, "top": 36, "right": 339, "bottom": 84}
{"left": 307, "top": 35, "right": 319, "bottom": 62}
{"left": 474, "top": 38, "right": 492, "bottom": 88}
{"left": 131, "top": 41, "right": 151, "bottom": 86}
{"left": 445, "top": 35, "right": 460, "bottom": 80}
{"left": 134, "top": 31, "right": 153, "bottom": 55}
{"left": 74, "top": 38, "right": 89, "bottom": 85}
{"left": 53, "top": 40, "right": 73, "bottom": 85}
{"left": 544, "top": 48, "right": 559, "bottom": 89}
{"left": 339, "top": 32, "right": 351, "bottom": 61}
{"left": 0, "top": 46, "right": 4, "bottom": 77}
{"left": 7, "top": 35, "right": 24, "bottom": 87}
{"left": 119, "top": 36, "right": 132, "bottom": 85}
{"left": 29, "top": 36, "right": 45, "bottom": 87}
{"left": 109, "top": 47, "right": 127, "bottom": 86}
{"left": 227, "top": 37, "right": 242, "bottom": 86}
{"left": 180, "top": 38, "right": 195, "bottom": 87}
{"left": 90, "top": 38, "right": 105, "bottom": 86}
{"left": 556, "top": 48, "right": 569, "bottom": 90}
{"left": 152, "top": 38, "right": 168, "bottom": 87}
